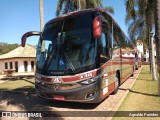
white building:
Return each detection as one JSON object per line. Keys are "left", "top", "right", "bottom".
{"left": 136, "top": 39, "right": 156, "bottom": 61}
{"left": 136, "top": 40, "right": 144, "bottom": 54}
{"left": 0, "top": 44, "right": 36, "bottom": 74}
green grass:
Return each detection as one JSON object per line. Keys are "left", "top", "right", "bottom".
{"left": 113, "top": 65, "right": 160, "bottom": 120}
{"left": 0, "top": 78, "right": 35, "bottom": 93}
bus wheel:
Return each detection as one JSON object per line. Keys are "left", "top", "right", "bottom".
{"left": 131, "top": 66, "right": 134, "bottom": 77}
{"left": 135, "top": 64, "right": 138, "bottom": 70}
{"left": 112, "top": 73, "right": 119, "bottom": 94}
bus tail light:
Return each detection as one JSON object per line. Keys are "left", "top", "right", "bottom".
{"left": 93, "top": 16, "right": 102, "bottom": 38}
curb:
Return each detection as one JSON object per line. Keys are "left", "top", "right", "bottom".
{"left": 106, "top": 67, "right": 142, "bottom": 120}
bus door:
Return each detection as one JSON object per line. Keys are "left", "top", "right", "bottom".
{"left": 100, "top": 18, "right": 114, "bottom": 97}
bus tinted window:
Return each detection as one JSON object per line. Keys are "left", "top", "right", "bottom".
{"left": 37, "top": 13, "right": 97, "bottom": 74}
{"left": 63, "top": 14, "right": 94, "bottom": 31}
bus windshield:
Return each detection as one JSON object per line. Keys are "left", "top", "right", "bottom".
{"left": 36, "top": 14, "right": 98, "bottom": 75}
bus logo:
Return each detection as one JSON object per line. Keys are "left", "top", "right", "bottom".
{"left": 52, "top": 77, "right": 61, "bottom": 83}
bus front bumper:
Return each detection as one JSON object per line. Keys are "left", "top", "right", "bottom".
{"left": 35, "top": 81, "right": 101, "bottom": 103}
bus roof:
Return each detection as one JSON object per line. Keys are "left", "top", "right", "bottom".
{"left": 46, "top": 8, "right": 123, "bottom": 34}
{"left": 47, "top": 8, "right": 106, "bottom": 24}
{"left": 45, "top": 8, "right": 132, "bottom": 45}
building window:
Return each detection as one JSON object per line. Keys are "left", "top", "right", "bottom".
{"left": 5, "top": 62, "right": 8, "bottom": 69}
{"left": 15, "top": 61, "right": 18, "bottom": 72}
{"left": 10, "top": 62, "right": 13, "bottom": 69}
{"left": 24, "top": 61, "right": 28, "bottom": 72}
{"left": 31, "top": 61, "right": 34, "bottom": 72}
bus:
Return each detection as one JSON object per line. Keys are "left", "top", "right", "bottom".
{"left": 21, "top": 8, "right": 135, "bottom": 103}
{"left": 135, "top": 48, "right": 142, "bottom": 70}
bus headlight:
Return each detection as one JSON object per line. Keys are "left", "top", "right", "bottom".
{"left": 79, "top": 77, "right": 98, "bottom": 85}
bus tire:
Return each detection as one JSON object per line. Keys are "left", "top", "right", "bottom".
{"left": 131, "top": 66, "right": 134, "bottom": 77}
{"left": 135, "top": 64, "right": 138, "bottom": 70}
{"left": 112, "top": 73, "right": 120, "bottom": 94}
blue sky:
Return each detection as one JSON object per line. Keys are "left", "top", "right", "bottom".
{"left": 0, "top": 0, "right": 127, "bottom": 45}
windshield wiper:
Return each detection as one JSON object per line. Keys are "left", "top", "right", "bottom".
{"left": 41, "top": 21, "right": 76, "bottom": 74}
{"left": 60, "top": 45, "right": 76, "bottom": 72}
{"left": 41, "top": 43, "right": 56, "bottom": 74}
{"left": 41, "top": 42, "right": 76, "bottom": 74}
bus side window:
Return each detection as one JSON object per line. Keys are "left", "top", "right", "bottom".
{"left": 100, "top": 33, "right": 110, "bottom": 65}
{"left": 100, "top": 33, "right": 107, "bottom": 57}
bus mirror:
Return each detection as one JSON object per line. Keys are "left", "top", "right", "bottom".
{"left": 21, "top": 31, "right": 41, "bottom": 47}
{"left": 93, "top": 16, "right": 102, "bottom": 38}
{"left": 108, "top": 48, "right": 112, "bottom": 59}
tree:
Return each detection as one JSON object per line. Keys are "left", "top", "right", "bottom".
{"left": 39, "top": 0, "right": 44, "bottom": 31}
{"left": 150, "top": 33, "right": 157, "bottom": 80}
{"left": 56, "top": 0, "right": 114, "bottom": 16}
{"left": 103, "top": 6, "right": 114, "bottom": 14}
{"left": 125, "top": 0, "right": 157, "bottom": 80}
{"left": 0, "top": 43, "right": 19, "bottom": 55}
{"left": 39, "top": 0, "right": 45, "bottom": 50}
{"left": 125, "top": 0, "right": 154, "bottom": 44}
{"left": 155, "top": 0, "right": 160, "bottom": 94}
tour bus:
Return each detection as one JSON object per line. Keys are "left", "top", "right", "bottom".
{"left": 135, "top": 48, "right": 142, "bottom": 70}
{"left": 21, "top": 8, "right": 135, "bottom": 103}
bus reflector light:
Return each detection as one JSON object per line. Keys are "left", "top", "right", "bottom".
{"left": 53, "top": 95, "right": 65, "bottom": 100}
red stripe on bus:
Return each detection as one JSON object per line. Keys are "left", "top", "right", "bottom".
{"left": 108, "top": 82, "right": 115, "bottom": 92}
{"left": 62, "top": 76, "right": 80, "bottom": 82}
{"left": 121, "top": 61, "right": 134, "bottom": 65}
{"left": 62, "top": 60, "right": 134, "bottom": 82}
{"left": 41, "top": 77, "right": 52, "bottom": 82}
{"left": 40, "top": 59, "right": 134, "bottom": 83}
{"left": 122, "top": 57, "right": 134, "bottom": 59}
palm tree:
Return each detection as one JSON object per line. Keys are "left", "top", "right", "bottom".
{"left": 39, "top": 0, "right": 45, "bottom": 51}
{"left": 155, "top": 0, "right": 160, "bottom": 94}
{"left": 125, "top": 0, "right": 154, "bottom": 43}
{"left": 103, "top": 6, "right": 114, "bottom": 14}
{"left": 39, "top": 0, "right": 44, "bottom": 31}
{"left": 56, "top": 0, "right": 114, "bottom": 16}
{"left": 125, "top": 0, "right": 157, "bottom": 80}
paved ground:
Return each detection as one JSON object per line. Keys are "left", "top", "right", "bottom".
{"left": 0, "top": 68, "right": 141, "bottom": 120}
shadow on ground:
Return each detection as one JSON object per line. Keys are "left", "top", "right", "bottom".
{"left": 0, "top": 78, "right": 100, "bottom": 119}
{"left": 119, "top": 88, "right": 160, "bottom": 97}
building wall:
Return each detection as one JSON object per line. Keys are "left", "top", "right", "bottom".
{"left": 18, "top": 60, "right": 23, "bottom": 72}
{"left": 0, "top": 58, "right": 35, "bottom": 73}
{"left": 136, "top": 41, "right": 144, "bottom": 54}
